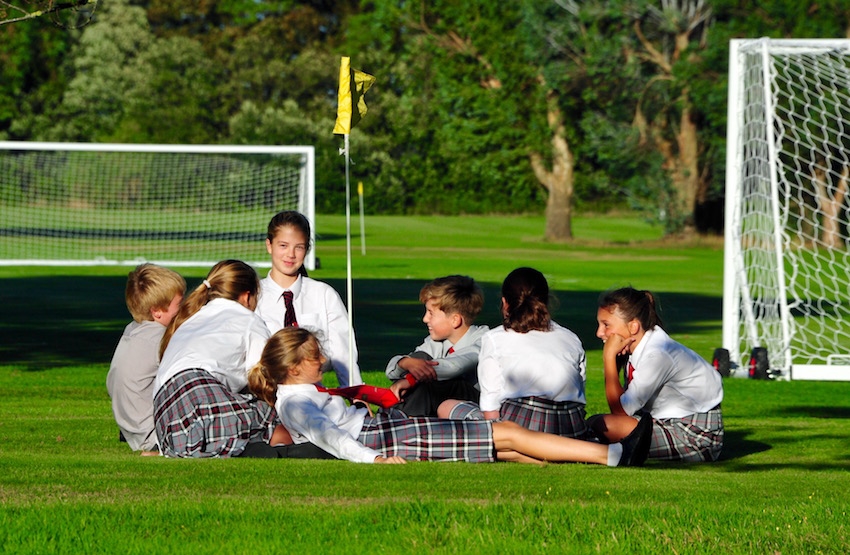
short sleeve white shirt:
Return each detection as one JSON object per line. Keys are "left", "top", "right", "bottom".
{"left": 622, "top": 327, "right": 724, "bottom": 419}
{"left": 477, "top": 321, "right": 586, "bottom": 412}
{"left": 154, "top": 298, "right": 271, "bottom": 395}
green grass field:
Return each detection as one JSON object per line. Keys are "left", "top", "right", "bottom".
{"left": 1, "top": 214, "right": 848, "bottom": 554}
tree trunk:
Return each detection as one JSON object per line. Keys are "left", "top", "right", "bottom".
{"left": 814, "top": 163, "right": 849, "bottom": 248}
{"left": 675, "top": 92, "right": 700, "bottom": 230}
{"left": 530, "top": 88, "right": 574, "bottom": 241}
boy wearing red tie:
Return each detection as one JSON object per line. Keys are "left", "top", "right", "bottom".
{"left": 385, "top": 275, "right": 488, "bottom": 416}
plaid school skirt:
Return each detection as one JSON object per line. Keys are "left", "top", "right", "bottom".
{"left": 154, "top": 369, "right": 277, "bottom": 458}
{"left": 357, "top": 408, "right": 495, "bottom": 462}
{"left": 648, "top": 406, "right": 724, "bottom": 462}
{"left": 448, "top": 398, "right": 588, "bottom": 439}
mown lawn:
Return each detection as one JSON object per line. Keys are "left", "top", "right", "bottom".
{"left": 1, "top": 214, "right": 847, "bottom": 554}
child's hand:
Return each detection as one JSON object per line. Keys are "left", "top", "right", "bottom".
{"left": 399, "top": 356, "right": 439, "bottom": 381}
{"left": 603, "top": 334, "right": 634, "bottom": 359}
{"left": 390, "top": 377, "right": 413, "bottom": 399}
{"left": 375, "top": 456, "right": 407, "bottom": 464}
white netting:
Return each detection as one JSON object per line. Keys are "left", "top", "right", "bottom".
{"left": 0, "top": 142, "right": 314, "bottom": 267}
{"left": 726, "top": 39, "right": 850, "bottom": 376}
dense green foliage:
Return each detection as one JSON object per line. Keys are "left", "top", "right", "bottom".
{"left": 2, "top": 1, "right": 850, "bottom": 228}
{"left": 1, "top": 214, "right": 849, "bottom": 553}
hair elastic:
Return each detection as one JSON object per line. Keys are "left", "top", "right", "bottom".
{"left": 202, "top": 279, "right": 212, "bottom": 289}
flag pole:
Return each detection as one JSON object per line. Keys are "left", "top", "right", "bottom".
{"left": 344, "top": 133, "right": 354, "bottom": 386}
{"left": 333, "top": 55, "right": 374, "bottom": 387}
{"left": 358, "top": 181, "right": 366, "bottom": 255}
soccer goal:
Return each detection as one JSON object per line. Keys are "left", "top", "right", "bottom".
{"left": 0, "top": 142, "right": 315, "bottom": 270}
{"left": 723, "top": 38, "right": 850, "bottom": 381}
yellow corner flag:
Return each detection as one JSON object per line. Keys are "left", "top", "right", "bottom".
{"left": 333, "top": 56, "right": 376, "bottom": 135}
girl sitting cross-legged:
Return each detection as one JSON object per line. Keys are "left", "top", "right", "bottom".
{"left": 248, "top": 327, "right": 653, "bottom": 466}
{"left": 438, "top": 267, "right": 588, "bottom": 439}
{"left": 152, "top": 259, "right": 333, "bottom": 460}
{"left": 588, "top": 287, "right": 724, "bottom": 462}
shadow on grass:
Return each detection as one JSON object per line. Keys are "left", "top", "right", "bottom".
{"left": 717, "top": 429, "right": 772, "bottom": 461}
{"left": 1, "top": 275, "right": 722, "bottom": 371}
{"left": 779, "top": 406, "right": 850, "bottom": 419}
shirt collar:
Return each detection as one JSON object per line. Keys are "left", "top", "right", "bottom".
{"left": 264, "top": 271, "right": 303, "bottom": 299}
{"left": 630, "top": 326, "right": 657, "bottom": 367}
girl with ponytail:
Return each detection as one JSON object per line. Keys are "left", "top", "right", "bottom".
{"left": 440, "top": 268, "right": 588, "bottom": 439}
{"left": 152, "top": 260, "right": 332, "bottom": 460}
{"left": 590, "top": 287, "right": 724, "bottom": 462}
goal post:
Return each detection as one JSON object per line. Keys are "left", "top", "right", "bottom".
{"left": 0, "top": 141, "right": 316, "bottom": 270}
{"left": 724, "top": 38, "right": 850, "bottom": 381}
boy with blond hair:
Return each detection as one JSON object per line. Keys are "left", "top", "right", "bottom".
{"left": 107, "top": 263, "right": 185, "bottom": 452}
{"left": 385, "top": 275, "right": 488, "bottom": 416}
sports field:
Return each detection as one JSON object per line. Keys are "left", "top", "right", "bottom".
{"left": 1, "top": 214, "right": 848, "bottom": 553}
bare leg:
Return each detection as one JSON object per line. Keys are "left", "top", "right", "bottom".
{"left": 590, "top": 414, "right": 638, "bottom": 443}
{"left": 437, "top": 399, "right": 462, "bottom": 419}
{"left": 496, "top": 449, "right": 547, "bottom": 466}
{"left": 492, "top": 421, "right": 609, "bottom": 465}
{"left": 270, "top": 424, "right": 294, "bottom": 446}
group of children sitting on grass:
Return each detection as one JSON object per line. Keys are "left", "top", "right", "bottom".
{"left": 106, "top": 210, "right": 724, "bottom": 467}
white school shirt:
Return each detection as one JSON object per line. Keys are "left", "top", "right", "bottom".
{"left": 154, "top": 298, "right": 271, "bottom": 395}
{"left": 623, "top": 327, "right": 723, "bottom": 420}
{"left": 256, "top": 274, "right": 362, "bottom": 387}
{"left": 385, "top": 324, "right": 490, "bottom": 381}
{"left": 276, "top": 383, "right": 379, "bottom": 463}
{"left": 106, "top": 320, "right": 164, "bottom": 451}
{"left": 477, "top": 322, "right": 587, "bottom": 412}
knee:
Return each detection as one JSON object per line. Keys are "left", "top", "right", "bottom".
{"left": 437, "top": 399, "right": 459, "bottom": 419}
{"left": 492, "top": 419, "right": 522, "bottom": 436}
{"left": 586, "top": 414, "right": 605, "bottom": 433}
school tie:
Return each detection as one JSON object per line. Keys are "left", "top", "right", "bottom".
{"left": 282, "top": 290, "right": 298, "bottom": 328}
{"left": 626, "top": 361, "right": 635, "bottom": 386}
{"left": 447, "top": 346, "right": 455, "bottom": 355}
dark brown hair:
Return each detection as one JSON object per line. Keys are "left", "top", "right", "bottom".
{"left": 501, "top": 267, "right": 550, "bottom": 333}
{"left": 598, "top": 287, "right": 663, "bottom": 331}
{"left": 266, "top": 210, "right": 311, "bottom": 277}
{"left": 267, "top": 210, "right": 312, "bottom": 251}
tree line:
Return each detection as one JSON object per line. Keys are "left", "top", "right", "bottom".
{"left": 2, "top": 0, "right": 849, "bottom": 238}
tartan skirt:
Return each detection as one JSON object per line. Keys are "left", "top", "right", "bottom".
{"left": 448, "top": 397, "right": 588, "bottom": 439}
{"left": 153, "top": 369, "right": 277, "bottom": 458}
{"left": 358, "top": 408, "right": 495, "bottom": 462}
{"left": 648, "top": 406, "right": 724, "bottom": 462}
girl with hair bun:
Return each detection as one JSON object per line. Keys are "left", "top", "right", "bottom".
{"left": 439, "top": 267, "right": 588, "bottom": 439}
{"left": 153, "top": 260, "right": 332, "bottom": 460}
{"left": 590, "top": 287, "right": 724, "bottom": 462}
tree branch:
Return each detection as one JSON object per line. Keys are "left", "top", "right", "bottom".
{"left": 412, "top": 2, "right": 502, "bottom": 89}
{"left": 0, "top": 0, "right": 95, "bottom": 27}
{"left": 633, "top": 19, "right": 672, "bottom": 73}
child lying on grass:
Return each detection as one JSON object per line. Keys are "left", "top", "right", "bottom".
{"left": 248, "top": 327, "right": 652, "bottom": 466}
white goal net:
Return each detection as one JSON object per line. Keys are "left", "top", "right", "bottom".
{"left": 0, "top": 142, "right": 315, "bottom": 270}
{"left": 723, "top": 38, "right": 850, "bottom": 381}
